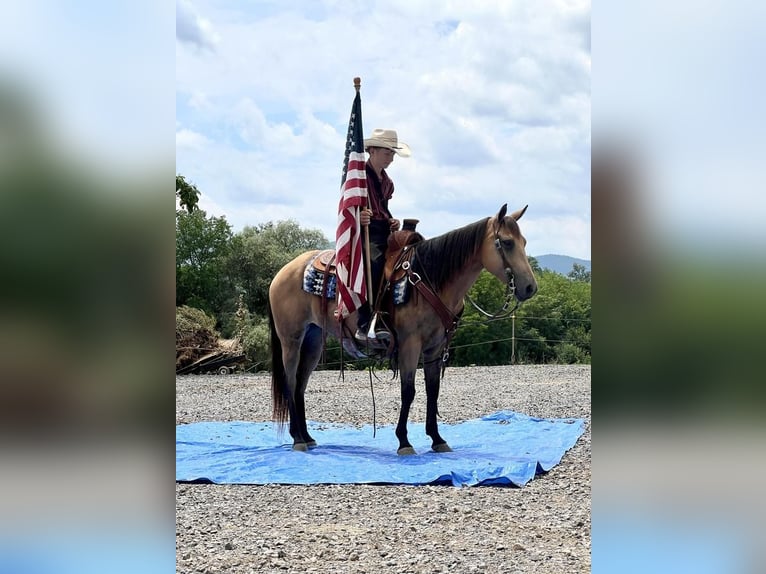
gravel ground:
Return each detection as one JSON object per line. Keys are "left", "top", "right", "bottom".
{"left": 176, "top": 364, "right": 591, "bottom": 573}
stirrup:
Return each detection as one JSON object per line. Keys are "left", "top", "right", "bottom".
{"left": 355, "top": 328, "right": 390, "bottom": 348}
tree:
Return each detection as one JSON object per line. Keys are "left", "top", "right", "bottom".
{"left": 528, "top": 255, "right": 543, "bottom": 275}
{"left": 452, "top": 270, "right": 516, "bottom": 365}
{"left": 516, "top": 270, "right": 591, "bottom": 363}
{"left": 176, "top": 174, "right": 201, "bottom": 213}
{"left": 568, "top": 262, "right": 591, "bottom": 283}
{"left": 176, "top": 208, "right": 235, "bottom": 317}
{"left": 226, "top": 220, "right": 329, "bottom": 317}
{"left": 450, "top": 266, "right": 591, "bottom": 365}
{"left": 252, "top": 220, "right": 330, "bottom": 254}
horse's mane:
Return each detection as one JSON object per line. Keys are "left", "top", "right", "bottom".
{"left": 411, "top": 217, "right": 490, "bottom": 292}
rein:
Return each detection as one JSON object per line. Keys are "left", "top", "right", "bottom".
{"left": 464, "top": 288, "right": 519, "bottom": 320}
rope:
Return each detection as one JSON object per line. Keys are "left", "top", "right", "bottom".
{"left": 459, "top": 313, "right": 591, "bottom": 327}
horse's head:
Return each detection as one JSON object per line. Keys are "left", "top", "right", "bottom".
{"left": 481, "top": 204, "right": 538, "bottom": 301}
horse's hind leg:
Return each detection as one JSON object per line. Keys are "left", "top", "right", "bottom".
{"left": 424, "top": 358, "right": 452, "bottom": 452}
{"left": 295, "top": 324, "right": 324, "bottom": 448}
{"left": 279, "top": 331, "right": 313, "bottom": 451}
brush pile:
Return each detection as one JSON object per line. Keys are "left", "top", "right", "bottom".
{"left": 175, "top": 305, "right": 222, "bottom": 372}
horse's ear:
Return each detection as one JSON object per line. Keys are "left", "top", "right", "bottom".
{"left": 510, "top": 205, "right": 528, "bottom": 221}
{"left": 497, "top": 204, "right": 508, "bottom": 222}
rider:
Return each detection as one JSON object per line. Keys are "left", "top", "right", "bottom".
{"left": 355, "top": 128, "right": 411, "bottom": 344}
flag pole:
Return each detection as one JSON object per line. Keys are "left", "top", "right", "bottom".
{"left": 355, "top": 77, "right": 376, "bottom": 321}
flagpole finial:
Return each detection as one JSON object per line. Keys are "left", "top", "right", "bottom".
{"left": 353, "top": 77, "right": 361, "bottom": 92}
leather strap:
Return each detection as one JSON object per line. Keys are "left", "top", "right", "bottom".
{"left": 411, "top": 279, "right": 459, "bottom": 333}
{"left": 401, "top": 259, "right": 462, "bottom": 362}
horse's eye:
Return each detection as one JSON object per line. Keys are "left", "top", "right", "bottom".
{"left": 501, "top": 238, "right": 515, "bottom": 250}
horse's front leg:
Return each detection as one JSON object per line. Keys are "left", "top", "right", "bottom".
{"left": 395, "top": 340, "right": 420, "bottom": 455}
{"left": 424, "top": 357, "right": 452, "bottom": 452}
{"left": 395, "top": 369, "right": 417, "bottom": 455}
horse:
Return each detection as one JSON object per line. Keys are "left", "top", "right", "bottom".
{"left": 268, "top": 204, "right": 538, "bottom": 455}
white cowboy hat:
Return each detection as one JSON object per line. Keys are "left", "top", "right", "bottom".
{"left": 364, "top": 129, "right": 411, "bottom": 157}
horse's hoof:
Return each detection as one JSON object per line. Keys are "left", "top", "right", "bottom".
{"left": 306, "top": 440, "right": 317, "bottom": 449}
{"left": 292, "top": 442, "right": 309, "bottom": 452}
{"left": 432, "top": 443, "right": 453, "bottom": 453}
{"left": 397, "top": 446, "right": 417, "bottom": 456}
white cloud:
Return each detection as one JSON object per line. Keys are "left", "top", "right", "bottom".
{"left": 176, "top": 0, "right": 591, "bottom": 259}
{"left": 521, "top": 213, "right": 592, "bottom": 259}
{"left": 176, "top": 0, "right": 218, "bottom": 51}
{"left": 176, "top": 128, "right": 209, "bottom": 150}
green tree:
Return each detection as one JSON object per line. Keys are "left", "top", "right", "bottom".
{"left": 450, "top": 265, "right": 591, "bottom": 365}
{"left": 176, "top": 208, "right": 236, "bottom": 318}
{"left": 452, "top": 270, "right": 516, "bottom": 365}
{"left": 176, "top": 174, "right": 201, "bottom": 213}
{"left": 516, "top": 270, "right": 591, "bottom": 363}
{"left": 527, "top": 255, "right": 543, "bottom": 275}
{"left": 568, "top": 262, "right": 591, "bottom": 283}
{"left": 227, "top": 220, "right": 329, "bottom": 317}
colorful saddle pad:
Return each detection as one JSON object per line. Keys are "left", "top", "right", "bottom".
{"left": 302, "top": 255, "right": 410, "bottom": 304}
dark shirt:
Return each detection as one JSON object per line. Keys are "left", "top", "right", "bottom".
{"left": 366, "top": 164, "right": 394, "bottom": 221}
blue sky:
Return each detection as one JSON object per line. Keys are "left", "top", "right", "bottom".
{"left": 176, "top": 0, "right": 592, "bottom": 260}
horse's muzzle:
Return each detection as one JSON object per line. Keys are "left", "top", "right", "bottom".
{"left": 518, "top": 281, "right": 538, "bottom": 301}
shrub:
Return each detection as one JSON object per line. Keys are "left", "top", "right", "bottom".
{"left": 241, "top": 318, "right": 271, "bottom": 371}
{"left": 554, "top": 342, "right": 588, "bottom": 364}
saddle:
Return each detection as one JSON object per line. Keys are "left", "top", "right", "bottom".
{"left": 301, "top": 229, "right": 426, "bottom": 360}
{"left": 308, "top": 229, "right": 424, "bottom": 284}
{"left": 384, "top": 229, "right": 425, "bottom": 283}
{"left": 311, "top": 249, "right": 337, "bottom": 274}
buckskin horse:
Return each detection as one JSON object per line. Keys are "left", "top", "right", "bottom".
{"left": 268, "top": 204, "right": 538, "bottom": 455}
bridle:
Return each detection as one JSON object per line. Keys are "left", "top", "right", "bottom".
{"left": 464, "top": 220, "right": 522, "bottom": 320}
{"left": 396, "top": 217, "right": 525, "bottom": 363}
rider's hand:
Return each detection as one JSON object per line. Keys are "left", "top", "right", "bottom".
{"left": 360, "top": 208, "right": 372, "bottom": 226}
{"left": 389, "top": 218, "right": 401, "bottom": 232}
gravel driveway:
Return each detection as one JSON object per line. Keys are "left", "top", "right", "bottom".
{"left": 176, "top": 364, "right": 591, "bottom": 573}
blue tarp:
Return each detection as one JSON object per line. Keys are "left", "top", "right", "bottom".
{"left": 176, "top": 411, "right": 585, "bottom": 487}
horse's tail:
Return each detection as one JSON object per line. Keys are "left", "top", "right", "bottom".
{"left": 268, "top": 298, "right": 289, "bottom": 428}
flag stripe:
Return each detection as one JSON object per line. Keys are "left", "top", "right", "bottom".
{"left": 335, "top": 91, "right": 368, "bottom": 319}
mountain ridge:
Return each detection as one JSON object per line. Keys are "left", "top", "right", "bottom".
{"left": 532, "top": 254, "right": 591, "bottom": 275}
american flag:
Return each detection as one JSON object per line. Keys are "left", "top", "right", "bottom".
{"left": 335, "top": 90, "right": 367, "bottom": 319}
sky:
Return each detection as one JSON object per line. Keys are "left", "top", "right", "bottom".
{"left": 176, "top": 0, "right": 592, "bottom": 260}
{"left": 592, "top": 0, "right": 766, "bottom": 258}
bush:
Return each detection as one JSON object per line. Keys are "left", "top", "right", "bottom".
{"left": 554, "top": 342, "right": 588, "bottom": 364}
{"left": 241, "top": 317, "right": 271, "bottom": 371}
